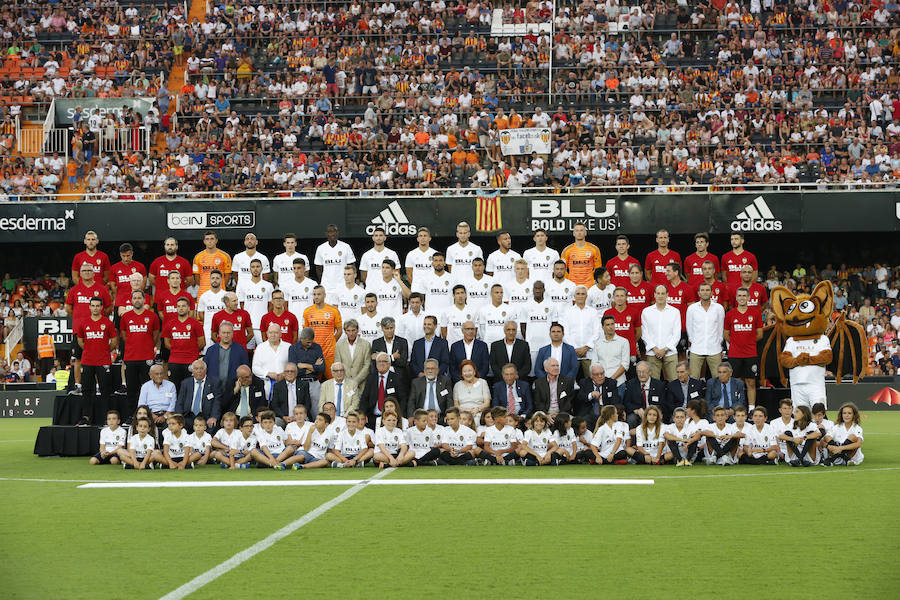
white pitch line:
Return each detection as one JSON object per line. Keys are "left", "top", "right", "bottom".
{"left": 0, "top": 439, "right": 32, "bottom": 442}
{"left": 157, "top": 467, "right": 395, "bottom": 600}
{"left": 81, "top": 477, "right": 653, "bottom": 489}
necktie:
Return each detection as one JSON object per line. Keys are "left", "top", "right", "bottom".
{"left": 722, "top": 383, "right": 728, "bottom": 408}
{"left": 595, "top": 385, "right": 601, "bottom": 410}
{"left": 287, "top": 382, "right": 297, "bottom": 413}
{"left": 336, "top": 383, "right": 343, "bottom": 415}
{"left": 428, "top": 381, "right": 436, "bottom": 411}
{"left": 507, "top": 385, "right": 516, "bottom": 413}
{"left": 239, "top": 387, "right": 249, "bottom": 417}
{"left": 192, "top": 380, "right": 203, "bottom": 415}
{"left": 642, "top": 385, "right": 647, "bottom": 408}
{"left": 377, "top": 376, "right": 386, "bottom": 412}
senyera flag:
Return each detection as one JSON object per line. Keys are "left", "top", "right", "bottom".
{"left": 476, "top": 190, "right": 502, "bottom": 232}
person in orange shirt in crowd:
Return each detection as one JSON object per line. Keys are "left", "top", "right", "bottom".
{"left": 303, "top": 285, "right": 343, "bottom": 379}
{"left": 192, "top": 230, "right": 232, "bottom": 296}
{"left": 561, "top": 222, "right": 602, "bottom": 288}
{"left": 493, "top": 109, "right": 509, "bottom": 131}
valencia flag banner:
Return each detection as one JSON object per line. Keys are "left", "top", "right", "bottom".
{"left": 476, "top": 191, "right": 502, "bottom": 232}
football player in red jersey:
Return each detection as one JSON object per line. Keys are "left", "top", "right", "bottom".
{"left": 260, "top": 289, "right": 300, "bottom": 344}
{"left": 625, "top": 264, "right": 652, "bottom": 309}
{"left": 148, "top": 237, "right": 194, "bottom": 292}
{"left": 163, "top": 298, "right": 205, "bottom": 390}
{"left": 605, "top": 235, "right": 641, "bottom": 288}
{"left": 644, "top": 229, "right": 681, "bottom": 288}
{"left": 65, "top": 263, "right": 112, "bottom": 393}
{"left": 724, "top": 288, "right": 763, "bottom": 410}
{"left": 75, "top": 298, "right": 117, "bottom": 425}
{"left": 71, "top": 230, "right": 111, "bottom": 285}
{"left": 721, "top": 233, "right": 758, "bottom": 286}
{"left": 120, "top": 290, "right": 160, "bottom": 406}
{"left": 683, "top": 232, "right": 719, "bottom": 289}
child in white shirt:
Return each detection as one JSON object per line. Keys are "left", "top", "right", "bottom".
{"left": 186, "top": 416, "right": 212, "bottom": 467}
{"left": 822, "top": 402, "right": 864, "bottom": 466}
{"left": 118, "top": 417, "right": 155, "bottom": 470}
{"left": 91, "top": 410, "right": 126, "bottom": 465}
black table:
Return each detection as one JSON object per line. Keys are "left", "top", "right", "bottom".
{"left": 52, "top": 392, "right": 137, "bottom": 426}
{"left": 34, "top": 426, "right": 100, "bottom": 456}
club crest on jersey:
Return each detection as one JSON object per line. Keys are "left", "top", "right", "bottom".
{"left": 186, "top": 324, "right": 191, "bottom": 330}
{"left": 468, "top": 251, "right": 473, "bottom": 256}
{"left": 466, "top": 314, "right": 471, "bottom": 319}
{"left": 338, "top": 251, "right": 343, "bottom": 256}
{"left": 459, "top": 435, "right": 463, "bottom": 440}
{"left": 393, "top": 435, "right": 398, "bottom": 441}
{"left": 504, "top": 434, "right": 509, "bottom": 439}
{"left": 100, "top": 324, "right": 106, "bottom": 330}
{"left": 445, "top": 281, "right": 450, "bottom": 286}
{"left": 501, "top": 311, "right": 506, "bottom": 316}
{"left": 425, "top": 436, "right": 430, "bottom": 442}
{"left": 483, "top": 283, "right": 488, "bottom": 288}
{"left": 305, "top": 287, "right": 309, "bottom": 292}
{"left": 626, "top": 316, "right": 632, "bottom": 321}
{"left": 544, "top": 307, "right": 549, "bottom": 313}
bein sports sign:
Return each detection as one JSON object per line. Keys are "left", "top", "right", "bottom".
{"left": 167, "top": 211, "right": 256, "bottom": 230}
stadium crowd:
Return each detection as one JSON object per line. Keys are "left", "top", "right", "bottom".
{"left": 3, "top": 224, "right": 887, "bottom": 467}
{"left": 3, "top": 0, "right": 900, "bottom": 196}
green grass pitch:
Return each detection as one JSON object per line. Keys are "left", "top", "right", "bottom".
{"left": 2, "top": 413, "right": 899, "bottom": 599}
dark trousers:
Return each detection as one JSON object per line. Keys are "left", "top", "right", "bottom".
{"left": 82, "top": 364, "right": 112, "bottom": 418}
{"left": 39, "top": 357, "right": 55, "bottom": 380}
{"left": 668, "top": 439, "right": 700, "bottom": 462}
{"left": 181, "top": 412, "right": 217, "bottom": 435}
{"left": 786, "top": 438, "right": 816, "bottom": 464}
{"left": 438, "top": 450, "right": 474, "bottom": 465}
{"left": 124, "top": 360, "right": 151, "bottom": 407}
{"left": 597, "top": 449, "right": 628, "bottom": 464}
{"left": 413, "top": 448, "right": 441, "bottom": 464}
{"left": 739, "top": 454, "right": 772, "bottom": 465}
{"left": 478, "top": 450, "right": 518, "bottom": 465}
{"left": 706, "top": 437, "right": 738, "bottom": 459}
{"left": 168, "top": 362, "right": 191, "bottom": 393}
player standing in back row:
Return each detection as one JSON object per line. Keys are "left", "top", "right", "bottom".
{"left": 560, "top": 223, "right": 602, "bottom": 288}
{"left": 193, "top": 231, "right": 231, "bottom": 296}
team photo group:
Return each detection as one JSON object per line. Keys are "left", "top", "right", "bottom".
{"left": 66, "top": 222, "right": 865, "bottom": 472}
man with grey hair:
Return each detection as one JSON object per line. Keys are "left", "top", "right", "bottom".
{"left": 532, "top": 356, "right": 576, "bottom": 415}
{"left": 621, "top": 360, "right": 666, "bottom": 428}
{"left": 271, "top": 361, "right": 312, "bottom": 425}
{"left": 361, "top": 351, "right": 408, "bottom": 425}
{"left": 252, "top": 323, "right": 290, "bottom": 397}
{"left": 287, "top": 327, "right": 325, "bottom": 406}
{"left": 334, "top": 318, "right": 371, "bottom": 400}
{"left": 139, "top": 363, "right": 177, "bottom": 428}
{"left": 174, "top": 358, "right": 222, "bottom": 432}
{"left": 408, "top": 357, "right": 453, "bottom": 423}
{"left": 371, "top": 316, "right": 409, "bottom": 385}
{"left": 704, "top": 361, "right": 746, "bottom": 422}
{"left": 577, "top": 364, "right": 619, "bottom": 424}
{"left": 319, "top": 361, "right": 358, "bottom": 415}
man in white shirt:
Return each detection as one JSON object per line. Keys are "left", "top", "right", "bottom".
{"left": 641, "top": 285, "right": 682, "bottom": 381}
{"left": 590, "top": 315, "right": 630, "bottom": 386}
{"left": 544, "top": 260, "right": 576, "bottom": 315}
{"left": 421, "top": 252, "right": 453, "bottom": 318}
{"left": 197, "top": 269, "right": 226, "bottom": 350}
{"left": 363, "top": 259, "right": 409, "bottom": 320}
{"left": 397, "top": 292, "right": 426, "bottom": 344}
{"left": 562, "top": 285, "right": 599, "bottom": 378}
{"left": 522, "top": 228, "right": 560, "bottom": 285}
{"left": 251, "top": 324, "right": 290, "bottom": 397}
{"left": 686, "top": 281, "right": 725, "bottom": 380}
{"left": 335, "top": 265, "right": 366, "bottom": 325}
{"left": 485, "top": 231, "right": 521, "bottom": 286}
{"left": 232, "top": 233, "right": 271, "bottom": 286}
{"left": 236, "top": 259, "right": 274, "bottom": 348}
{"left": 279, "top": 257, "right": 318, "bottom": 322}
{"left": 453, "top": 256, "right": 493, "bottom": 310}
{"left": 359, "top": 227, "right": 402, "bottom": 283}
{"left": 315, "top": 224, "right": 356, "bottom": 300}
{"left": 357, "top": 294, "right": 384, "bottom": 345}
{"left": 445, "top": 221, "right": 483, "bottom": 280}
{"left": 272, "top": 233, "right": 309, "bottom": 287}
{"left": 405, "top": 226, "right": 437, "bottom": 293}
{"left": 479, "top": 285, "right": 513, "bottom": 347}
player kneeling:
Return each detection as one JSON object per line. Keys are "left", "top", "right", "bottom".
{"left": 327, "top": 411, "right": 374, "bottom": 467}
{"left": 252, "top": 410, "right": 296, "bottom": 469}
{"left": 779, "top": 405, "right": 821, "bottom": 467}
{"left": 405, "top": 409, "right": 442, "bottom": 466}
{"left": 663, "top": 408, "right": 698, "bottom": 467}
{"left": 185, "top": 416, "right": 212, "bottom": 467}
{"left": 438, "top": 407, "right": 478, "bottom": 465}
{"left": 627, "top": 406, "right": 670, "bottom": 465}
{"left": 150, "top": 414, "right": 193, "bottom": 469}
{"left": 477, "top": 407, "right": 519, "bottom": 465}
{"left": 821, "top": 402, "right": 864, "bottom": 466}
{"left": 118, "top": 417, "right": 155, "bottom": 470}
{"left": 374, "top": 411, "right": 413, "bottom": 468}
{"left": 519, "top": 411, "right": 560, "bottom": 466}
{"left": 739, "top": 407, "right": 778, "bottom": 465}
{"left": 91, "top": 410, "right": 125, "bottom": 466}
{"left": 701, "top": 406, "right": 742, "bottom": 466}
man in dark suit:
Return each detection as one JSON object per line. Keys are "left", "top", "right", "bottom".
{"left": 532, "top": 357, "right": 576, "bottom": 414}
{"left": 269, "top": 362, "right": 312, "bottom": 424}
{"left": 409, "top": 316, "right": 450, "bottom": 377}
{"left": 407, "top": 358, "right": 453, "bottom": 423}
{"left": 204, "top": 322, "right": 249, "bottom": 384}
{"left": 704, "top": 361, "right": 746, "bottom": 421}
{"left": 621, "top": 360, "right": 667, "bottom": 429}
{"left": 534, "top": 324, "right": 579, "bottom": 380}
{"left": 577, "top": 363, "right": 619, "bottom": 423}
{"left": 489, "top": 320, "right": 531, "bottom": 381}
{"left": 491, "top": 362, "right": 533, "bottom": 417}
{"left": 370, "top": 316, "right": 409, "bottom": 380}
{"left": 174, "top": 358, "right": 222, "bottom": 433}
{"left": 450, "top": 320, "right": 490, "bottom": 381}
{"left": 360, "top": 352, "right": 408, "bottom": 425}
{"left": 663, "top": 360, "right": 707, "bottom": 423}
{"left": 224, "top": 364, "right": 268, "bottom": 419}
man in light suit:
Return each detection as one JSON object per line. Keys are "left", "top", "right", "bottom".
{"left": 491, "top": 363, "right": 533, "bottom": 417}
{"left": 705, "top": 361, "right": 746, "bottom": 421}
{"left": 410, "top": 315, "right": 450, "bottom": 377}
{"left": 489, "top": 321, "right": 531, "bottom": 382}
{"left": 408, "top": 358, "right": 453, "bottom": 423}
{"left": 174, "top": 359, "right": 222, "bottom": 433}
{"left": 370, "top": 316, "right": 409, "bottom": 383}
{"left": 270, "top": 362, "right": 312, "bottom": 424}
{"left": 534, "top": 323, "right": 579, "bottom": 380}
{"left": 662, "top": 360, "right": 706, "bottom": 423}
{"left": 333, "top": 319, "right": 371, "bottom": 400}
{"left": 319, "top": 361, "right": 361, "bottom": 417}
{"left": 450, "top": 320, "right": 489, "bottom": 382}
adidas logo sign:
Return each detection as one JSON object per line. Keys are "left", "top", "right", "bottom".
{"left": 731, "top": 196, "right": 782, "bottom": 232}
{"left": 367, "top": 201, "right": 418, "bottom": 236}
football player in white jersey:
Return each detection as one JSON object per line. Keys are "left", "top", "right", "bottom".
{"left": 326, "top": 411, "right": 373, "bottom": 467}
{"left": 151, "top": 414, "right": 191, "bottom": 469}
{"left": 363, "top": 259, "right": 409, "bottom": 320}
{"left": 701, "top": 406, "right": 741, "bottom": 465}
{"left": 231, "top": 233, "right": 271, "bottom": 286}
{"left": 292, "top": 412, "right": 335, "bottom": 469}
{"left": 587, "top": 267, "right": 615, "bottom": 314}
{"left": 769, "top": 399, "right": 795, "bottom": 462}
{"left": 314, "top": 224, "right": 356, "bottom": 299}
{"left": 374, "top": 410, "right": 413, "bottom": 467}
{"left": 453, "top": 256, "right": 493, "bottom": 310}
{"left": 822, "top": 402, "right": 864, "bottom": 466}
{"left": 279, "top": 257, "right": 318, "bottom": 322}
{"left": 445, "top": 221, "right": 483, "bottom": 280}
{"left": 336, "top": 265, "right": 366, "bottom": 325}
{"left": 485, "top": 231, "right": 521, "bottom": 286}
{"left": 544, "top": 260, "right": 576, "bottom": 315}
{"left": 504, "top": 258, "right": 532, "bottom": 309}
{"left": 421, "top": 252, "right": 453, "bottom": 317}
{"left": 629, "top": 405, "right": 669, "bottom": 464}
{"left": 590, "top": 405, "right": 625, "bottom": 464}
{"left": 441, "top": 285, "right": 475, "bottom": 346}
{"left": 359, "top": 227, "right": 402, "bottom": 283}
{"left": 479, "top": 284, "right": 512, "bottom": 346}
{"left": 272, "top": 233, "right": 309, "bottom": 287}
{"left": 683, "top": 400, "right": 710, "bottom": 465}
{"left": 405, "top": 409, "right": 442, "bottom": 466}
{"left": 522, "top": 228, "right": 560, "bottom": 286}
{"left": 197, "top": 269, "right": 226, "bottom": 349}
{"left": 520, "top": 411, "right": 559, "bottom": 466}
{"left": 357, "top": 293, "right": 383, "bottom": 344}
{"left": 739, "top": 406, "right": 778, "bottom": 465}
{"left": 185, "top": 416, "right": 212, "bottom": 467}
{"left": 118, "top": 416, "right": 155, "bottom": 470}
{"left": 520, "top": 282, "right": 557, "bottom": 373}
{"left": 236, "top": 258, "right": 274, "bottom": 347}
{"left": 780, "top": 405, "right": 821, "bottom": 467}
{"left": 91, "top": 410, "right": 125, "bottom": 465}
{"left": 437, "top": 407, "right": 478, "bottom": 465}
{"left": 477, "top": 406, "right": 519, "bottom": 465}
{"left": 405, "top": 227, "right": 437, "bottom": 293}
{"left": 251, "top": 410, "right": 296, "bottom": 468}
